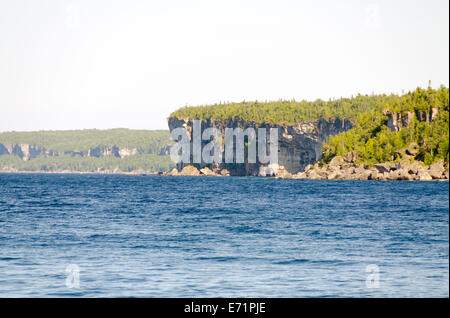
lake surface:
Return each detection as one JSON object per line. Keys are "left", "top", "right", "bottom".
{"left": 0, "top": 173, "right": 448, "bottom": 297}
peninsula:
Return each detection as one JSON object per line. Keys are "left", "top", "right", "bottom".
{"left": 166, "top": 86, "right": 449, "bottom": 181}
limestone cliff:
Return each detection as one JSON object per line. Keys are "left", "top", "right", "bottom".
{"left": 167, "top": 116, "right": 354, "bottom": 175}
{"left": 0, "top": 144, "right": 47, "bottom": 161}
{"left": 383, "top": 108, "right": 440, "bottom": 132}
{"left": 0, "top": 143, "right": 159, "bottom": 161}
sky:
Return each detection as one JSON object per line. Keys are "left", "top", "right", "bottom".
{"left": 0, "top": 0, "right": 448, "bottom": 132}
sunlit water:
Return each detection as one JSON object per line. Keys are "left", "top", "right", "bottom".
{"left": 0, "top": 173, "right": 448, "bottom": 297}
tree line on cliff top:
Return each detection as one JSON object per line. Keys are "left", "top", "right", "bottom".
{"left": 171, "top": 94, "right": 394, "bottom": 125}
{"left": 170, "top": 86, "right": 447, "bottom": 125}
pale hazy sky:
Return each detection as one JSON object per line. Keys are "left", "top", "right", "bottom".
{"left": 0, "top": 0, "right": 448, "bottom": 131}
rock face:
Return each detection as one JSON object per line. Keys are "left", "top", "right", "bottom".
{"left": 167, "top": 116, "right": 354, "bottom": 176}
{"left": 383, "top": 108, "right": 439, "bottom": 132}
{"left": 0, "top": 144, "right": 8, "bottom": 155}
{"left": 1, "top": 144, "right": 47, "bottom": 161}
{"left": 0, "top": 143, "right": 164, "bottom": 161}
{"left": 88, "top": 145, "right": 120, "bottom": 158}
{"left": 118, "top": 148, "right": 139, "bottom": 158}
{"left": 158, "top": 145, "right": 171, "bottom": 156}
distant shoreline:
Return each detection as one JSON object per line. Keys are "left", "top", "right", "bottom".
{"left": 0, "top": 170, "right": 158, "bottom": 176}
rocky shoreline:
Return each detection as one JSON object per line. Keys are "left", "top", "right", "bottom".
{"left": 0, "top": 168, "right": 159, "bottom": 175}
{"left": 2, "top": 157, "right": 448, "bottom": 181}
{"left": 286, "top": 157, "right": 449, "bottom": 181}
{"left": 162, "top": 155, "right": 449, "bottom": 181}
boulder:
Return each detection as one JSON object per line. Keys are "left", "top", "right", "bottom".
{"left": 368, "top": 170, "right": 380, "bottom": 180}
{"left": 293, "top": 172, "right": 307, "bottom": 179}
{"left": 200, "top": 167, "right": 218, "bottom": 176}
{"left": 326, "top": 164, "right": 339, "bottom": 172}
{"left": 275, "top": 166, "right": 292, "bottom": 179}
{"left": 395, "top": 159, "right": 409, "bottom": 170}
{"left": 327, "top": 171, "right": 342, "bottom": 180}
{"left": 342, "top": 167, "right": 356, "bottom": 175}
{"left": 373, "top": 163, "right": 395, "bottom": 173}
{"left": 316, "top": 168, "right": 329, "bottom": 178}
{"left": 354, "top": 170, "right": 372, "bottom": 180}
{"left": 338, "top": 168, "right": 355, "bottom": 180}
{"left": 428, "top": 160, "right": 445, "bottom": 179}
{"left": 383, "top": 171, "right": 398, "bottom": 180}
{"left": 354, "top": 167, "right": 366, "bottom": 175}
{"left": 407, "top": 161, "right": 422, "bottom": 175}
{"left": 395, "top": 159, "right": 424, "bottom": 175}
{"left": 340, "top": 162, "right": 354, "bottom": 170}
{"left": 375, "top": 172, "right": 390, "bottom": 181}
{"left": 329, "top": 156, "right": 344, "bottom": 167}
{"left": 304, "top": 164, "right": 314, "bottom": 172}
{"left": 395, "top": 168, "right": 414, "bottom": 181}
{"left": 405, "top": 142, "right": 419, "bottom": 156}
{"left": 259, "top": 165, "right": 277, "bottom": 176}
{"left": 416, "top": 170, "right": 433, "bottom": 181}
{"left": 179, "top": 165, "right": 201, "bottom": 176}
{"left": 339, "top": 173, "right": 355, "bottom": 180}
{"left": 306, "top": 170, "right": 324, "bottom": 180}
{"left": 394, "top": 143, "right": 419, "bottom": 159}
{"left": 166, "top": 168, "right": 179, "bottom": 176}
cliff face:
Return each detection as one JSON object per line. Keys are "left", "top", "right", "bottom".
{"left": 0, "top": 144, "right": 48, "bottom": 161}
{"left": 167, "top": 116, "right": 354, "bottom": 175}
{"left": 383, "top": 108, "right": 439, "bottom": 132}
{"left": 0, "top": 143, "right": 149, "bottom": 161}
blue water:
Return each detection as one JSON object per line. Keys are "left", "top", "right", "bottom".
{"left": 0, "top": 173, "right": 448, "bottom": 297}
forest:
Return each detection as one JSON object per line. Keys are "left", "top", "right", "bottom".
{"left": 0, "top": 153, "right": 173, "bottom": 173}
{"left": 321, "top": 86, "right": 449, "bottom": 165}
{"left": 171, "top": 93, "right": 398, "bottom": 125}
